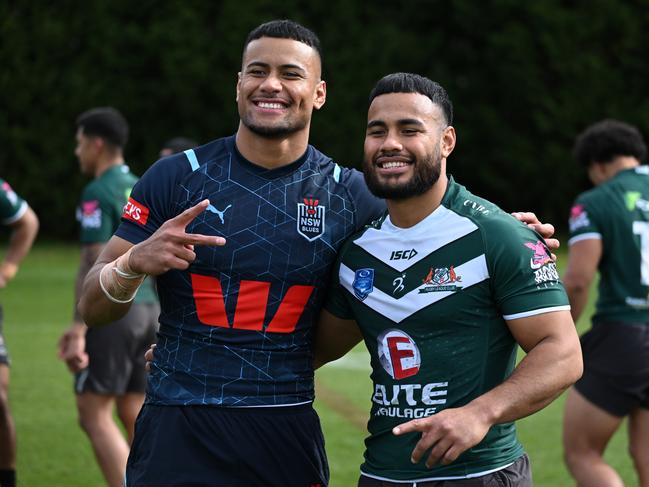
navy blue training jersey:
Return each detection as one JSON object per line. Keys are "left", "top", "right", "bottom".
{"left": 116, "top": 135, "right": 385, "bottom": 406}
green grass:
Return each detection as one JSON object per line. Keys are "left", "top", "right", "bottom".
{"left": 0, "top": 244, "right": 638, "bottom": 486}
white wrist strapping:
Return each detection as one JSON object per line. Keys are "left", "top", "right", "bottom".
{"left": 98, "top": 249, "right": 146, "bottom": 304}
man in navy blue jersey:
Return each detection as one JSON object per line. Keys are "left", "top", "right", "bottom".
{"left": 80, "top": 20, "right": 557, "bottom": 487}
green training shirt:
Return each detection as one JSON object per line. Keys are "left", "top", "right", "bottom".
{"left": 568, "top": 166, "right": 649, "bottom": 323}
{"left": 77, "top": 165, "right": 156, "bottom": 304}
{"left": 0, "top": 178, "right": 27, "bottom": 225}
{"left": 326, "top": 177, "right": 569, "bottom": 482}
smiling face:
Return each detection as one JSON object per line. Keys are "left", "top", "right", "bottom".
{"left": 363, "top": 92, "right": 455, "bottom": 200}
{"left": 236, "top": 37, "right": 326, "bottom": 139}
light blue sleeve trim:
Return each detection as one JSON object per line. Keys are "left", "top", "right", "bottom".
{"left": 333, "top": 163, "right": 341, "bottom": 183}
{"left": 184, "top": 149, "right": 200, "bottom": 172}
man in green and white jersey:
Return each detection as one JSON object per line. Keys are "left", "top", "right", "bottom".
{"left": 0, "top": 179, "right": 38, "bottom": 487}
{"left": 563, "top": 120, "right": 649, "bottom": 487}
{"left": 57, "top": 108, "right": 158, "bottom": 487}
{"left": 316, "top": 73, "right": 582, "bottom": 486}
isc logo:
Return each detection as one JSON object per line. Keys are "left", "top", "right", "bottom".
{"left": 390, "top": 249, "right": 418, "bottom": 260}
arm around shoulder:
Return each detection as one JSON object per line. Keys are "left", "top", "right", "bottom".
{"left": 313, "top": 309, "right": 363, "bottom": 369}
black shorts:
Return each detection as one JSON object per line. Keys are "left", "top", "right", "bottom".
{"left": 74, "top": 302, "right": 159, "bottom": 395}
{"left": 0, "top": 305, "right": 8, "bottom": 366}
{"left": 126, "top": 403, "right": 329, "bottom": 487}
{"left": 358, "top": 454, "right": 531, "bottom": 486}
{"left": 575, "top": 321, "right": 649, "bottom": 416}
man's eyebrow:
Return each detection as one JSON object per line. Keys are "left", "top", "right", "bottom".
{"left": 396, "top": 118, "right": 425, "bottom": 127}
{"left": 367, "top": 120, "right": 387, "bottom": 129}
{"left": 367, "top": 119, "right": 425, "bottom": 129}
{"left": 245, "top": 62, "right": 306, "bottom": 71}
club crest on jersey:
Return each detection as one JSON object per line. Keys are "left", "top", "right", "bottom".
{"left": 77, "top": 200, "right": 102, "bottom": 229}
{"left": 524, "top": 241, "right": 553, "bottom": 269}
{"left": 297, "top": 198, "right": 325, "bottom": 241}
{"left": 419, "top": 266, "right": 462, "bottom": 293}
{"left": 353, "top": 268, "right": 374, "bottom": 301}
{"left": 377, "top": 329, "right": 421, "bottom": 379}
{"left": 1, "top": 182, "right": 18, "bottom": 206}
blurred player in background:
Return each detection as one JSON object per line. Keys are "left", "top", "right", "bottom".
{"left": 57, "top": 107, "right": 159, "bottom": 487}
{"left": 158, "top": 137, "right": 197, "bottom": 158}
{"left": 316, "top": 73, "right": 582, "bottom": 486}
{"left": 0, "top": 179, "right": 38, "bottom": 487}
{"left": 563, "top": 120, "right": 649, "bottom": 487}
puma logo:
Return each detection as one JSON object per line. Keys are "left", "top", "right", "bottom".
{"left": 207, "top": 203, "right": 232, "bottom": 224}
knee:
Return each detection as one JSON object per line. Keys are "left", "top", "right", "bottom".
{"left": 564, "top": 443, "right": 598, "bottom": 471}
{"left": 629, "top": 439, "right": 649, "bottom": 469}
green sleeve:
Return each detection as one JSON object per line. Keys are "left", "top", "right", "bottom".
{"left": 78, "top": 184, "right": 115, "bottom": 243}
{"left": 485, "top": 217, "right": 569, "bottom": 319}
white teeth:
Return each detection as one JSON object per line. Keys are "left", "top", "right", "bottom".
{"left": 381, "top": 161, "right": 408, "bottom": 169}
{"left": 257, "top": 102, "right": 284, "bottom": 109}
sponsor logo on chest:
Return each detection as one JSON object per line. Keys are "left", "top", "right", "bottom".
{"left": 297, "top": 197, "right": 325, "bottom": 241}
{"left": 374, "top": 329, "right": 448, "bottom": 418}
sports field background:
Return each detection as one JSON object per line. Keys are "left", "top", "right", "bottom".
{"left": 1, "top": 243, "right": 636, "bottom": 486}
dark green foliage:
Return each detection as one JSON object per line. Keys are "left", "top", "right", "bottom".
{"left": 2, "top": 1, "right": 648, "bottom": 238}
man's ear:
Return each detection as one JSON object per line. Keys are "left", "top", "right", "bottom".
{"left": 236, "top": 72, "right": 242, "bottom": 102}
{"left": 441, "top": 126, "right": 456, "bottom": 158}
{"left": 313, "top": 80, "right": 327, "bottom": 110}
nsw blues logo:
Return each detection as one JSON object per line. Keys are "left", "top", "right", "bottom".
{"left": 353, "top": 268, "right": 374, "bottom": 301}
{"left": 297, "top": 198, "right": 325, "bottom": 242}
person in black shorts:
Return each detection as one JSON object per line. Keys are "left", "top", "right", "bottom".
{"left": 57, "top": 108, "right": 159, "bottom": 487}
{"left": 563, "top": 119, "right": 649, "bottom": 486}
{"left": 0, "top": 179, "right": 38, "bottom": 487}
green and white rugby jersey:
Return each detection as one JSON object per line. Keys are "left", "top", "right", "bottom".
{"left": 77, "top": 165, "right": 156, "bottom": 304}
{"left": 0, "top": 178, "right": 27, "bottom": 225}
{"left": 326, "top": 177, "right": 569, "bottom": 482}
{"left": 569, "top": 166, "right": 649, "bottom": 323}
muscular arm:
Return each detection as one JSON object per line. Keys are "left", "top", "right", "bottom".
{"left": 79, "top": 200, "right": 226, "bottom": 327}
{"left": 395, "top": 310, "right": 582, "bottom": 467}
{"left": 562, "top": 238, "right": 601, "bottom": 322}
{"left": 313, "top": 309, "right": 363, "bottom": 369}
{"left": 78, "top": 236, "right": 136, "bottom": 326}
{"left": 0, "top": 205, "right": 39, "bottom": 287}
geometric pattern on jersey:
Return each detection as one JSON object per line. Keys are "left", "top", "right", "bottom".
{"left": 0, "top": 178, "right": 27, "bottom": 225}
{"left": 115, "top": 135, "right": 385, "bottom": 406}
{"left": 569, "top": 165, "right": 649, "bottom": 323}
{"left": 325, "top": 177, "right": 569, "bottom": 480}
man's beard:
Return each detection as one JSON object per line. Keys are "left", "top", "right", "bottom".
{"left": 363, "top": 145, "right": 442, "bottom": 200}
{"left": 241, "top": 112, "right": 309, "bottom": 139}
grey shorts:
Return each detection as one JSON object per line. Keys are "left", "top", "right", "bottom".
{"left": 358, "top": 454, "right": 532, "bottom": 487}
{"left": 75, "top": 302, "right": 159, "bottom": 395}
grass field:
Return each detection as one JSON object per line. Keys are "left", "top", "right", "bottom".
{"left": 0, "top": 243, "right": 638, "bottom": 486}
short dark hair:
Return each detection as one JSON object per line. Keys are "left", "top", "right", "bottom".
{"left": 243, "top": 19, "right": 322, "bottom": 64}
{"left": 161, "top": 137, "right": 197, "bottom": 154}
{"left": 369, "top": 73, "right": 453, "bottom": 125}
{"left": 76, "top": 107, "right": 129, "bottom": 149}
{"left": 573, "top": 119, "right": 647, "bottom": 167}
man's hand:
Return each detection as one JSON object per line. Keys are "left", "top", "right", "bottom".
{"left": 144, "top": 343, "right": 156, "bottom": 372}
{"left": 129, "top": 200, "right": 226, "bottom": 276}
{"left": 57, "top": 322, "right": 89, "bottom": 373}
{"left": 0, "top": 262, "right": 18, "bottom": 289}
{"left": 393, "top": 405, "right": 491, "bottom": 468}
{"left": 512, "top": 211, "right": 559, "bottom": 255}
